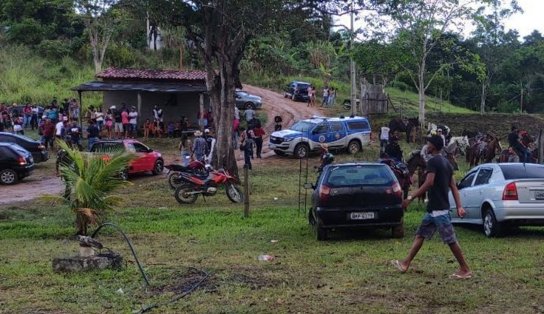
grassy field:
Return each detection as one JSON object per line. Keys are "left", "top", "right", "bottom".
{"left": 2, "top": 137, "right": 544, "bottom": 313}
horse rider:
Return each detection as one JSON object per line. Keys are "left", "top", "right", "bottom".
{"left": 508, "top": 125, "right": 530, "bottom": 162}
{"left": 385, "top": 133, "right": 403, "bottom": 162}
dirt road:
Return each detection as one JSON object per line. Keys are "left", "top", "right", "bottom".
{"left": 0, "top": 86, "right": 321, "bottom": 206}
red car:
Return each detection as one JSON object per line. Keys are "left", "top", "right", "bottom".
{"left": 90, "top": 139, "right": 164, "bottom": 180}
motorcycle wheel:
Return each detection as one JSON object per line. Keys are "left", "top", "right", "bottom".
{"left": 174, "top": 185, "right": 198, "bottom": 204}
{"left": 168, "top": 172, "right": 183, "bottom": 190}
{"left": 226, "top": 183, "right": 244, "bottom": 203}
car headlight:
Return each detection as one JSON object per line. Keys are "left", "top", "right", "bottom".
{"left": 284, "top": 137, "right": 295, "bottom": 142}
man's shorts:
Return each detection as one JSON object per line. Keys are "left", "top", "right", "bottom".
{"left": 114, "top": 122, "right": 123, "bottom": 132}
{"left": 416, "top": 212, "right": 457, "bottom": 244}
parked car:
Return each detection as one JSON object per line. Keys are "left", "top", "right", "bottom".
{"left": 0, "top": 132, "right": 48, "bottom": 163}
{"left": 307, "top": 162, "right": 404, "bottom": 240}
{"left": 235, "top": 90, "right": 262, "bottom": 109}
{"left": 89, "top": 139, "right": 164, "bottom": 180}
{"left": 450, "top": 163, "right": 544, "bottom": 237}
{"left": 0, "top": 142, "right": 34, "bottom": 184}
{"left": 284, "top": 81, "right": 311, "bottom": 102}
{"left": 269, "top": 116, "right": 371, "bottom": 158}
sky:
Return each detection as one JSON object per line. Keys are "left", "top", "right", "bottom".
{"left": 336, "top": 0, "right": 544, "bottom": 40}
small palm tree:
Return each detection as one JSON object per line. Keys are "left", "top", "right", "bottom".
{"left": 55, "top": 140, "right": 134, "bottom": 235}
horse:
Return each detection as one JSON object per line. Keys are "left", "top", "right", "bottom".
{"left": 389, "top": 117, "right": 419, "bottom": 143}
{"left": 468, "top": 134, "right": 502, "bottom": 166}
{"left": 448, "top": 136, "right": 469, "bottom": 156}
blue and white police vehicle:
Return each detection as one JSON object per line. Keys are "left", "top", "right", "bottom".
{"left": 269, "top": 116, "right": 371, "bottom": 158}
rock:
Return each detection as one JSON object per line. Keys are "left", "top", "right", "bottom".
{"left": 52, "top": 252, "right": 123, "bottom": 273}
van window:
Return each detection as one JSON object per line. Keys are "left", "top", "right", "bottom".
{"left": 330, "top": 121, "right": 344, "bottom": 132}
{"left": 347, "top": 120, "right": 369, "bottom": 131}
{"left": 313, "top": 123, "right": 329, "bottom": 134}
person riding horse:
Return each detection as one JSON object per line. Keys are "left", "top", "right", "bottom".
{"left": 384, "top": 133, "right": 403, "bottom": 162}
{"left": 508, "top": 125, "right": 530, "bottom": 163}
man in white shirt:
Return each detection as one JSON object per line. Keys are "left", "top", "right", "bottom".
{"left": 379, "top": 126, "right": 390, "bottom": 153}
{"left": 55, "top": 118, "right": 66, "bottom": 141}
{"left": 129, "top": 106, "right": 138, "bottom": 138}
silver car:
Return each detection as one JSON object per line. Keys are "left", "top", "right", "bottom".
{"left": 449, "top": 163, "right": 544, "bottom": 237}
{"left": 235, "top": 90, "right": 262, "bottom": 109}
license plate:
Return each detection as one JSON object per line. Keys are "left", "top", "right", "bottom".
{"left": 350, "top": 212, "right": 375, "bottom": 220}
{"left": 535, "top": 191, "right": 544, "bottom": 200}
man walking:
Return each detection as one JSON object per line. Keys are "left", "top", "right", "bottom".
{"left": 391, "top": 135, "right": 472, "bottom": 279}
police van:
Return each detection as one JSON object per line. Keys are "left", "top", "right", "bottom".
{"left": 269, "top": 116, "right": 371, "bottom": 158}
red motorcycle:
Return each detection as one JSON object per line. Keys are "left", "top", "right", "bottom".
{"left": 165, "top": 160, "right": 208, "bottom": 189}
{"left": 173, "top": 166, "right": 244, "bottom": 204}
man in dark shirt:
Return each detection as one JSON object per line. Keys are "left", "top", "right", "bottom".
{"left": 507, "top": 125, "right": 529, "bottom": 162}
{"left": 86, "top": 119, "right": 100, "bottom": 151}
{"left": 391, "top": 135, "right": 472, "bottom": 279}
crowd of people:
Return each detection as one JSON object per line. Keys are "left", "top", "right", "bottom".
{"left": 306, "top": 85, "right": 336, "bottom": 108}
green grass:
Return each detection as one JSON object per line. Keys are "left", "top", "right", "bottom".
{"left": 2, "top": 139, "right": 544, "bottom": 312}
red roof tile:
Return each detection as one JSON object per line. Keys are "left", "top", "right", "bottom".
{"left": 96, "top": 68, "right": 207, "bottom": 81}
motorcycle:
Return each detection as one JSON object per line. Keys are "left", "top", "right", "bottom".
{"left": 174, "top": 166, "right": 244, "bottom": 204}
{"left": 165, "top": 160, "right": 208, "bottom": 189}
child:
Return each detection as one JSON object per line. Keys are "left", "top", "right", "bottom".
{"left": 144, "top": 119, "right": 152, "bottom": 138}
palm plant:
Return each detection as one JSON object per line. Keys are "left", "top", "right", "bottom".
{"left": 55, "top": 140, "right": 134, "bottom": 235}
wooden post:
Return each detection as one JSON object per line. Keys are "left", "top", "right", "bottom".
{"left": 199, "top": 93, "right": 205, "bottom": 130}
{"left": 243, "top": 166, "right": 249, "bottom": 218}
{"left": 137, "top": 92, "right": 142, "bottom": 132}
{"left": 539, "top": 129, "right": 543, "bottom": 164}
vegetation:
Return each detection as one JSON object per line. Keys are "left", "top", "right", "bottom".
{"left": 2, "top": 141, "right": 544, "bottom": 312}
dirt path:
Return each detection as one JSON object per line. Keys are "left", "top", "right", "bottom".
{"left": 0, "top": 86, "right": 321, "bottom": 206}
{"left": 242, "top": 84, "right": 323, "bottom": 158}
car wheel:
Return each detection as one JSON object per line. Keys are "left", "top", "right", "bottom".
{"left": 347, "top": 140, "right": 361, "bottom": 154}
{"left": 119, "top": 169, "right": 129, "bottom": 181}
{"left": 483, "top": 209, "right": 502, "bottom": 237}
{"left": 392, "top": 219, "right": 405, "bottom": 238}
{"left": 294, "top": 143, "right": 309, "bottom": 159}
{"left": 315, "top": 223, "right": 328, "bottom": 241}
{"left": 0, "top": 169, "right": 18, "bottom": 185}
{"left": 244, "top": 102, "right": 254, "bottom": 110}
{"left": 152, "top": 159, "right": 164, "bottom": 175}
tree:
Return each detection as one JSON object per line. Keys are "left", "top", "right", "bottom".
{"left": 379, "top": 0, "right": 513, "bottom": 127}
{"left": 75, "top": 0, "right": 121, "bottom": 73}
{"left": 55, "top": 141, "right": 133, "bottom": 235}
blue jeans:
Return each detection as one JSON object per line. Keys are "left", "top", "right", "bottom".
{"left": 23, "top": 115, "right": 31, "bottom": 128}
{"left": 88, "top": 137, "right": 98, "bottom": 151}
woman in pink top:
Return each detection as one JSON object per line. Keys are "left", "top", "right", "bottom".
{"left": 121, "top": 109, "right": 129, "bottom": 138}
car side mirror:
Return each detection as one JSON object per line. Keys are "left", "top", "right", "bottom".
{"left": 303, "top": 182, "right": 315, "bottom": 190}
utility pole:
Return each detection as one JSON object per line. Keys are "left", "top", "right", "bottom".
{"left": 350, "top": 1, "right": 357, "bottom": 116}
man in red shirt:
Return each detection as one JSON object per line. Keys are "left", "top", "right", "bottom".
{"left": 41, "top": 119, "right": 56, "bottom": 150}
{"left": 253, "top": 123, "right": 266, "bottom": 158}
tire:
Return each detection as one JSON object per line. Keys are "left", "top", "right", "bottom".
{"left": 0, "top": 169, "right": 18, "bottom": 185}
{"left": 392, "top": 219, "right": 405, "bottom": 238}
{"left": 225, "top": 183, "right": 244, "bottom": 203}
{"left": 152, "top": 159, "right": 164, "bottom": 175}
{"left": 483, "top": 208, "right": 502, "bottom": 237}
{"left": 342, "top": 100, "right": 351, "bottom": 110}
{"left": 347, "top": 140, "right": 361, "bottom": 154}
{"left": 294, "top": 143, "right": 309, "bottom": 159}
{"left": 274, "top": 150, "right": 286, "bottom": 156}
{"left": 244, "top": 102, "right": 254, "bottom": 110}
{"left": 168, "top": 172, "right": 183, "bottom": 189}
{"left": 119, "top": 169, "right": 129, "bottom": 181}
{"left": 174, "top": 185, "right": 198, "bottom": 204}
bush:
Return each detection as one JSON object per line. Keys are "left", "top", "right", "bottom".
{"left": 37, "top": 40, "right": 72, "bottom": 59}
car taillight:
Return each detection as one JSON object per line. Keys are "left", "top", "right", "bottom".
{"left": 502, "top": 182, "right": 518, "bottom": 201}
{"left": 386, "top": 182, "right": 403, "bottom": 198}
{"left": 319, "top": 185, "right": 331, "bottom": 201}
{"left": 18, "top": 156, "right": 27, "bottom": 165}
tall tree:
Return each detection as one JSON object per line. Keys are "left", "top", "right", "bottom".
{"left": 379, "top": 0, "right": 515, "bottom": 127}
{"left": 75, "top": 0, "right": 121, "bottom": 73}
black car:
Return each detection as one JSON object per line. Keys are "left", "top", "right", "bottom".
{"left": 308, "top": 163, "right": 404, "bottom": 240}
{"left": 284, "top": 81, "right": 310, "bottom": 102}
{"left": 0, "top": 132, "right": 49, "bottom": 163}
{"left": 0, "top": 142, "right": 34, "bottom": 184}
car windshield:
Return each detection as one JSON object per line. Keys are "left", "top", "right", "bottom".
{"left": 500, "top": 164, "right": 544, "bottom": 179}
{"left": 297, "top": 84, "right": 309, "bottom": 90}
{"left": 325, "top": 165, "right": 394, "bottom": 187}
{"left": 290, "top": 121, "right": 316, "bottom": 132}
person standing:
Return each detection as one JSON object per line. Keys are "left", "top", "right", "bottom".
{"left": 31, "top": 105, "right": 39, "bottom": 130}
{"left": 321, "top": 86, "right": 329, "bottom": 107}
{"left": 243, "top": 105, "right": 255, "bottom": 124}
{"left": 253, "top": 123, "right": 266, "bottom": 158}
{"left": 112, "top": 106, "right": 123, "bottom": 139}
{"left": 42, "top": 119, "right": 55, "bottom": 150}
{"left": 86, "top": 119, "right": 100, "bottom": 151}
{"left": 179, "top": 136, "right": 192, "bottom": 167}
{"left": 391, "top": 135, "right": 472, "bottom": 279}
{"left": 508, "top": 125, "right": 529, "bottom": 163}
{"left": 95, "top": 106, "right": 104, "bottom": 131}
{"left": 121, "top": 108, "right": 130, "bottom": 139}
{"left": 328, "top": 87, "right": 336, "bottom": 107}
{"left": 55, "top": 118, "right": 66, "bottom": 142}
{"left": 192, "top": 130, "right": 208, "bottom": 163}
{"left": 379, "top": 125, "right": 390, "bottom": 153}
{"left": 22, "top": 103, "right": 32, "bottom": 129}
{"left": 239, "top": 126, "right": 255, "bottom": 170}
{"left": 68, "top": 121, "right": 82, "bottom": 150}
{"left": 128, "top": 106, "right": 138, "bottom": 138}
{"left": 204, "top": 129, "right": 216, "bottom": 164}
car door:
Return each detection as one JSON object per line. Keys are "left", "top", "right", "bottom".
{"left": 469, "top": 167, "right": 494, "bottom": 220}
{"left": 453, "top": 169, "right": 478, "bottom": 219}
{"left": 310, "top": 122, "right": 330, "bottom": 145}
{"left": 131, "top": 142, "right": 154, "bottom": 172}
{"left": 327, "top": 121, "right": 347, "bottom": 149}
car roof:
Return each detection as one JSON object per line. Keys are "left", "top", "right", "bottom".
{"left": 0, "top": 142, "right": 29, "bottom": 152}
{"left": 291, "top": 81, "right": 311, "bottom": 85}
{"left": 327, "top": 162, "right": 387, "bottom": 168}
{"left": 0, "top": 132, "right": 39, "bottom": 142}
{"left": 299, "top": 116, "right": 369, "bottom": 124}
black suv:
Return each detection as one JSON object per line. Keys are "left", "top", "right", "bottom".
{"left": 308, "top": 163, "right": 404, "bottom": 240}
{"left": 284, "top": 81, "right": 310, "bottom": 102}
{"left": 0, "top": 132, "right": 49, "bottom": 163}
{"left": 0, "top": 142, "right": 34, "bottom": 184}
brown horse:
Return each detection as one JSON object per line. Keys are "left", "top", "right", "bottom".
{"left": 468, "top": 135, "right": 502, "bottom": 167}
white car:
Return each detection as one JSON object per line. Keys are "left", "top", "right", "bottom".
{"left": 449, "top": 163, "right": 544, "bottom": 237}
